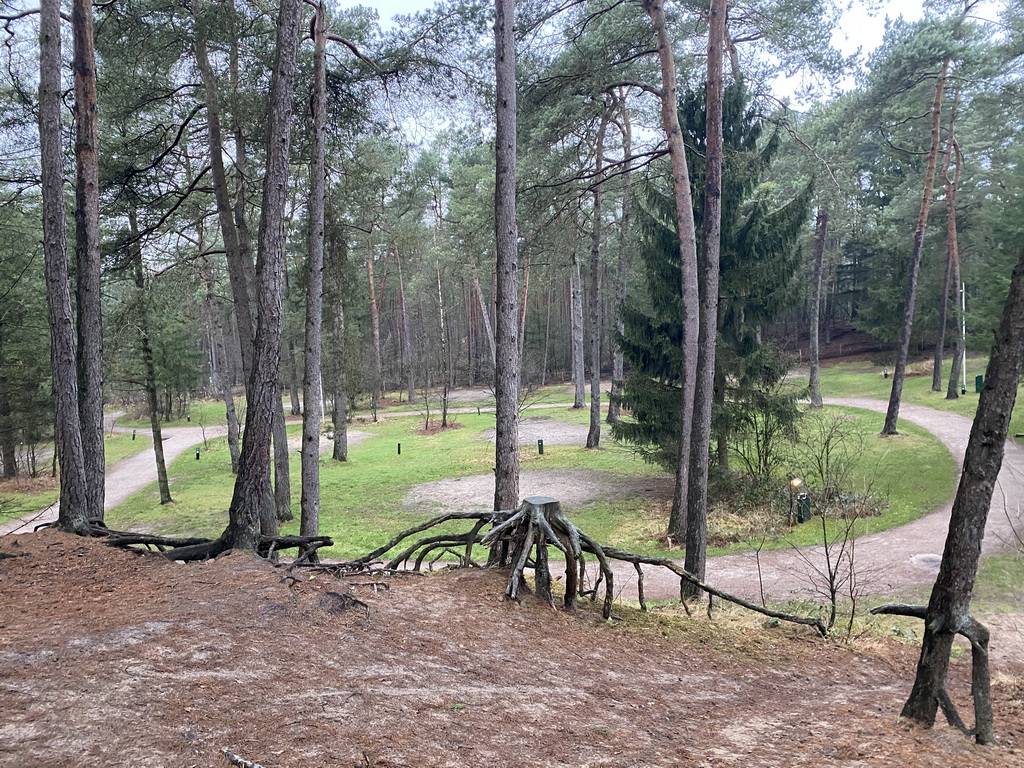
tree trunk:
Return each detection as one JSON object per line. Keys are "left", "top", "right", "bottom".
{"left": 683, "top": 0, "right": 727, "bottom": 595}
{"left": 129, "top": 212, "right": 172, "bottom": 504}
{"left": 518, "top": 254, "right": 531, "bottom": 367}
{"left": 570, "top": 250, "right": 586, "bottom": 409}
{"left": 933, "top": 88, "right": 961, "bottom": 394}
{"left": 586, "top": 112, "right": 610, "bottom": 449}
{"left": 607, "top": 92, "right": 632, "bottom": 426}
{"left": 72, "top": 0, "right": 105, "bottom": 523}
{"left": 898, "top": 234, "right": 1024, "bottom": 745}
{"left": 947, "top": 278, "right": 965, "bottom": 400}
{"left": 40, "top": 0, "right": 90, "bottom": 533}
{"left": 272, "top": 399, "right": 292, "bottom": 523}
{"left": 367, "top": 239, "right": 383, "bottom": 415}
{"left": 473, "top": 267, "right": 496, "bottom": 368}
{"left": 809, "top": 209, "right": 828, "bottom": 409}
{"left": 202, "top": 262, "right": 241, "bottom": 473}
{"left": 395, "top": 249, "right": 416, "bottom": 403}
{"left": 332, "top": 298, "right": 349, "bottom": 462}
{"left": 643, "top": 0, "right": 700, "bottom": 539}
{"left": 224, "top": 0, "right": 300, "bottom": 551}
{"left": 882, "top": 59, "right": 949, "bottom": 435}
{"left": 300, "top": 0, "right": 327, "bottom": 540}
{"left": 288, "top": 339, "right": 302, "bottom": 415}
{"left": 492, "top": 0, "right": 521, "bottom": 514}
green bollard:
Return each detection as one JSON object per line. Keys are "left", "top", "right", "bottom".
{"left": 538, "top": 439, "right": 544, "bottom": 455}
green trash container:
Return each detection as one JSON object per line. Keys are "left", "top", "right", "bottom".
{"left": 976, "top": 374, "right": 984, "bottom": 393}
{"left": 797, "top": 493, "right": 812, "bottom": 523}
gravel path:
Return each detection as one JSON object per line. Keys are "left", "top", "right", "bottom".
{"left": 610, "top": 398, "right": 1024, "bottom": 605}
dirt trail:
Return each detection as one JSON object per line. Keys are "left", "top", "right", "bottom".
{"left": 608, "top": 398, "right": 1024, "bottom": 603}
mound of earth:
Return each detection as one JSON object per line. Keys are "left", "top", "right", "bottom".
{"left": 0, "top": 530, "right": 1020, "bottom": 767}
{"left": 404, "top": 469, "right": 673, "bottom": 514}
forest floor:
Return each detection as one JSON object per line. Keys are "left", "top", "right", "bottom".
{"left": 1, "top": 528, "right": 1023, "bottom": 768}
{"left": 2, "top": 394, "right": 1024, "bottom": 766}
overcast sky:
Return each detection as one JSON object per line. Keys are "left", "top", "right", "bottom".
{"left": 340, "top": 0, "right": 930, "bottom": 57}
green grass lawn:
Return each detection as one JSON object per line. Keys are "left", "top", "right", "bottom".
{"left": 0, "top": 431, "right": 152, "bottom": 524}
{"left": 814, "top": 355, "right": 1024, "bottom": 437}
{"left": 105, "top": 402, "right": 955, "bottom": 561}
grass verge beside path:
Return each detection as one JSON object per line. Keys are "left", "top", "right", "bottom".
{"left": 106, "top": 405, "right": 954, "bottom": 561}
{"left": 0, "top": 431, "right": 152, "bottom": 524}
{"left": 815, "top": 356, "right": 1024, "bottom": 437}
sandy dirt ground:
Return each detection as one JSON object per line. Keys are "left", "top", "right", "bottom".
{"left": 0, "top": 530, "right": 1022, "bottom": 768}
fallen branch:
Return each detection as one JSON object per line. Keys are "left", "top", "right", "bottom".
{"left": 221, "top": 748, "right": 265, "bottom": 768}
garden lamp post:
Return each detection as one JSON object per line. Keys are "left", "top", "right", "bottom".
{"left": 788, "top": 476, "right": 803, "bottom": 525}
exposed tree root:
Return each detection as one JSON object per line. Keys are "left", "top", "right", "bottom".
{"left": 72, "top": 497, "right": 825, "bottom": 635}
{"left": 355, "top": 496, "right": 827, "bottom": 636}
{"left": 871, "top": 603, "right": 994, "bottom": 744}
{"left": 89, "top": 525, "right": 333, "bottom": 565}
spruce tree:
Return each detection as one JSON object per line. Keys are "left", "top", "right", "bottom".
{"left": 615, "top": 81, "right": 811, "bottom": 478}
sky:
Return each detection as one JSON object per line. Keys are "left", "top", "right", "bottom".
{"left": 341, "top": 0, "right": 930, "bottom": 54}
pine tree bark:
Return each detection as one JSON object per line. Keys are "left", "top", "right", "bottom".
{"left": 367, "top": 239, "right": 383, "bottom": 415}
{"left": 224, "top": 0, "right": 301, "bottom": 551}
{"left": 898, "top": 235, "right": 1024, "bottom": 745}
{"left": 809, "top": 209, "right": 828, "bottom": 409}
{"left": 300, "top": 0, "right": 327, "bottom": 539}
{"left": 882, "top": 59, "right": 949, "bottom": 435}
{"left": 72, "top": 0, "right": 105, "bottom": 522}
{"left": 933, "top": 88, "right": 961, "bottom": 394}
{"left": 607, "top": 92, "right": 632, "bottom": 426}
{"left": 129, "top": 213, "right": 172, "bottom": 505}
{"left": 683, "top": 0, "right": 727, "bottom": 594}
{"left": 570, "top": 250, "right": 586, "bottom": 409}
{"left": 396, "top": 249, "right": 416, "bottom": 402}
{"left": 586, "top": 112, "right": 610, "bottom": 449}
{"left": 643, "top": 0, "right": 700, "bottom": 539}
{"left": 202, "top": 262, "right": 241, "bottom": 473}
{"left": 473, "top": 267, "right": 497, "bottom": 369}
{"left": 40, "top": 0, "right": 90, "bottom": 533}
{"left": 493, "top": 0, "right": 521, "bottom": 514}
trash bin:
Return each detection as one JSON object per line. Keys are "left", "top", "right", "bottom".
{"left": 797, "top": 493, "right": 812, "bottom": 523}
{"left": 975, "top": 374, "right": 984, "bottom": 393}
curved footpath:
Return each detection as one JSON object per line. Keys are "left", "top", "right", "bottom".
{"left": 0, "top": 417, "right": 227, "bottom": 535}
{"left": 612, "top": 398, "right": 1024, "bottom": 604}
{"left": 3, "top": 399, "right": 1022, "bottom": 606}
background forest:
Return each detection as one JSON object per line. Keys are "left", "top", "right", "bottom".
{"left": 1, "top": 0, "right": 1023, "bottom": 529}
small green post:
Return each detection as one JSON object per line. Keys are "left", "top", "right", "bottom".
{"left": 538, "top": 439, "right": 544, "bottom": 455}
{"left": 398, "top": 443, "right": 401, "bottom": 455}
{"left": 195, "top": 448, "right": 200, "bottom": 460}
{"left": 975, "top": 374, "right": 984, "bottom": 393}
{"left": 132, "top": 429, "right": 136, "bottom": 440}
